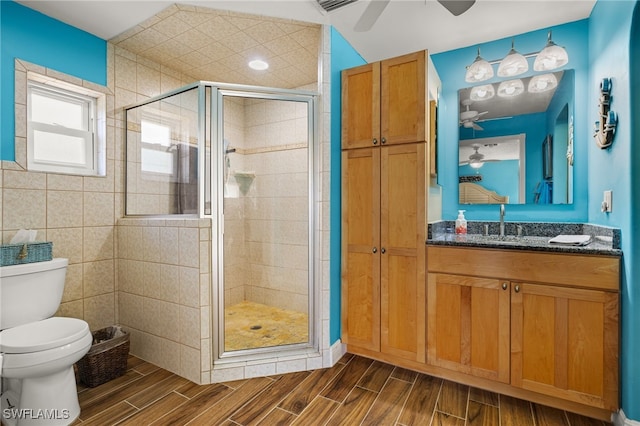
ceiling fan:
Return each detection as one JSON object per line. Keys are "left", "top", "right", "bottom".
{"left": 459, "top": 144, "right": 500, "bottom": 167}
{"left": 460, "top": 99, "right": 488, "bottom": 131}
{"left": 316, "top": 0, "right": 476, "bottom": 32}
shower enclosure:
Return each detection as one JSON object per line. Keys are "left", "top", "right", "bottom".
{"left": 125, "top": 82, "right": 318, "bottom": 365}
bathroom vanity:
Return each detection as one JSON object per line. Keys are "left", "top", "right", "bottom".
{"left": 342, "top": 222, "right": 620, "bottom": 421}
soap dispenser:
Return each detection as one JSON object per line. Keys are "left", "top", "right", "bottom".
{"left": 455, "top": 210, "right": 467, "bottom": 234}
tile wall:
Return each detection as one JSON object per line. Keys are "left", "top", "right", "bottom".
{"left": 117, "top": 217, "right": 212, "bottom": 383}
{"left": 1, "top": 58, "right": 119, "bottom": 331}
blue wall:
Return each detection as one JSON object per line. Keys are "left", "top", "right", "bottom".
{"left": 587, "top": 0, "right": 638, "bottom": 420}
{"left": 0, "top": 1, "right": 107, "bottom": 161}
{"left": 329, "top": 27, "right": 366, "bottom": 345}
{"left": 432, "top": 20, "right": 589, "bottom": 222}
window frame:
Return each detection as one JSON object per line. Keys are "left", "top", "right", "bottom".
{"left": 26, "top": 72, "right": 106, "bottom": 176}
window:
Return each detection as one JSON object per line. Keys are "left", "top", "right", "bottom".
{"left": 27, "top": 73, "right": 105, "bottom": 176}
{"left": 140, "top": 119, "right": 176, "bottom": 176}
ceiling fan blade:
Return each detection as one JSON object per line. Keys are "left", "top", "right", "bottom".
{"left": 354, "top": 0, "right": 390, "bottom": 32}
{"left": 472, "top": 123, "right": 484, "bottom": 131}
{"left": 437, "top": 0, "right": 475, "bottom": 16}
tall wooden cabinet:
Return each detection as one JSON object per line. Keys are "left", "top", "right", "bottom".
{"left": 341, "top": 50, "right": 427, "bottom": 149}
{"left": 341, "top": 50, "right": 429, "bottom": 363}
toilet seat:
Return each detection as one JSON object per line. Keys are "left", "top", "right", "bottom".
{"left": 0, "top": 317, "right": 90, "bottom": 354}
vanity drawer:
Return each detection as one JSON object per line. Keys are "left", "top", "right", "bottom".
{"left": 427, "top": 246, "right": 619, "bottom": 291}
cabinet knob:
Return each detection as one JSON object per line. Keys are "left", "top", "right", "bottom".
{"left": 381, "top": 247, "right": 386, "bottom": 254}
{"left": 373, "top": 138, "right": 378, "bottom": 145}
{"left": 372, "top": 247, "right": 377, "bottom": 253}
{"left": 502, "top": 282, "right": 508, "bottom": 290}
{"left": 381, "top": 137, "right": 387, "bottom": 145}
{"left": 514, "top": 284, "right": 520, "bottom": 293}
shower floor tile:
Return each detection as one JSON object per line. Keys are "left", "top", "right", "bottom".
{"left": 224, "top": 301, "right": 308, "bottom": 351}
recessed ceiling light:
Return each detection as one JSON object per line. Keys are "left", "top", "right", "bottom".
{"left": 248, "top": 59, "right": 269, "bottom": 71}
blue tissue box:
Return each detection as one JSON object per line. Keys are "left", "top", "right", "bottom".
{"left": 0, "top": 242, "right": 53, "bottom": 266}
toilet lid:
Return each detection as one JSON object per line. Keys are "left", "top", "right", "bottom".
{"left": 0, "top": 317, "right": 90, "bottom": 354}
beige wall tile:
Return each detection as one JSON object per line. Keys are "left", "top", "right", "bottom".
{"left": 84, "top": 192, "right": 115, "bottom": 227}
{"left": 118, "top": 292, "right": 145, "bottom": 328}
{"left": 61, "top": 263, "right": 83, "bottom": 302}
{"left": 3, "top": 188, "right": 46, "bottom": 230}
{"left": 179, "top": 305, "right": 200, "bottom": 348}
{"left": 83, "top": 260, "right": 115, "bottom": 297}
{"left": 159, "top": 263, "right": 181, "bottom": 303}
{"left": 180, "top": 344, "right": 201, "bottom": 384}
{"left": 83, "top": 226, "right": 115, "bottom": 262}
{"left": 179, "top": 227, "right": 199, "bottom": 267}
{"left": 84, "top": 293, "right": 115, "bottom": 330}
{"left": 180, "top": 266, "right": 200, "bottom": 308}
{"left": 3, "top": 170, "right": 46, "bottom": 189}
{"left": 56, "top": 299, "right": 84, "bottom": 320}
{"left": 47, "top": 227, "right": 83, "bottom": 264}
{"left": 47, "top": 191, "right": 84, "bottom": 228}
{"left": 47, "top": 173, "right": 84, "bottom": 191}
{"left": 159, "top": 338, "right": 181, "bottom": 374}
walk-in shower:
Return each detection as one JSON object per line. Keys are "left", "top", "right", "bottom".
{"left": 124, "top": 81, "right": 318, "bottom": 366}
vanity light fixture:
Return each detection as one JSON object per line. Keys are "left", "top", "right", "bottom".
{"left": 248, "top": 59, "right": 269, "bottom": 71}
{"left": 465, "top": 48, "right": 494, "bottom": 83}
{"left": 533, "top": 31, "right": 569, "bottom": 71}
{"left": 497, "top": 39, "right": 528, "bottom": 77}
{"left": 465, "top": 30, "right": 568, "bottom": 82}
{"left": 497, "top": 79, "right": 524, "bottom": 97}
{"left": 528, "top": 73, "right": 558, "bottom": 93}
{"left": 470, "top": 84, "right": 495, "bottom": 101}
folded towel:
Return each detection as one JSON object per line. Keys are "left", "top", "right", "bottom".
{"left": 548, "top": 235, "right": 592, "bottom": 246}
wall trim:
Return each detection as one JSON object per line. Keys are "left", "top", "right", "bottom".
{"left": 329, "top": 340, "right": 346, "bottom": 366}
{"left": 614, "top": 409, "right": 640, "bottom": 426}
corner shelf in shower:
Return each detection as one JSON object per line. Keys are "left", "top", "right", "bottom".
{"left": 233, "top": 171, "right": 255, "bottom": 195}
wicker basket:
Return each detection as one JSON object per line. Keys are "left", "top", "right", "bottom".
{"left": 0, "top": 242, "right": 53, "bottom": 266}
{"left": 76, "top": 326, "right": 130, "bottom": 387}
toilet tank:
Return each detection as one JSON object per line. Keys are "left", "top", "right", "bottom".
{"left": 0, "top": 258, "right": 68, "bottom": 330}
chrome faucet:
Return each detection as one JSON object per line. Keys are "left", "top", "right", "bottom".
{"left": 499, "top": 204, "right": 506, "bottom": 237}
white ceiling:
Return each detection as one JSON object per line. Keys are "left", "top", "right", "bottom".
{"left": 17, "top": 0, "right": 596, "bottom": 62}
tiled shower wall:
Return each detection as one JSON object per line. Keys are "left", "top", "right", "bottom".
{"left": 223, "top": 95, "right": 310, "bottom": 314}
{"left": 242, "top": 96, "right": 311, "bottom": 314}
{"left": 117, "top": 217, "right": 212, "bottom": 384}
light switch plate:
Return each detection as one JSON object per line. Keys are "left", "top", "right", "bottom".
{"left": 603, "top": 190, "right": 613, "bottom": 213}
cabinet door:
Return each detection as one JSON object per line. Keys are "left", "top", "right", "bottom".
{"left": 341, "top": 148, "right": 381, "bottom": 351}
{"left": 380, "top": 143, "right": 426, "bottom": 362}
{"left": 380, "top": 51, "right": 426, "bottom": 145}
{"left": 427, "top": 273, "right": 511, "bottom": 382}
{"left": 511, "top": 283, "right": 619, "bottom": 411}
{"left": 342, "top": 63, "right": 380, "bottom": 149}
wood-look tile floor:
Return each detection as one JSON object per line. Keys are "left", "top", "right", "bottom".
{"left": 74, "top": 353, "right": 612, "bottom": 425}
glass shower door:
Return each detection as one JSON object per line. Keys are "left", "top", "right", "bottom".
{"left": 218, "top": 91, "right": 313, "bottom": 355}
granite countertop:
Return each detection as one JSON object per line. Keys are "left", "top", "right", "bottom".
{"left": 427, "top": 221, "right": 622, "bottom": 256}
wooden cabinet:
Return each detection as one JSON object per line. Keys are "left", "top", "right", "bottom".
{"left": 427, "top": 273, "right": 510, "bottom": 383}
{"left": 341, "top": 50, "right": 427, "bottom": 150}
{"left": 511, "top": 282, "right": 619, "bottom": 411}
{"left": 427, "top": 246, "right": 620, "bottom": 415}
{"left": 341, "top": 143, "right": 426, "bottom": 362}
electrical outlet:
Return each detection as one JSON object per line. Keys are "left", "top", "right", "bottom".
{"left": 602, "top": 190, "right": 613, "bottom": 213}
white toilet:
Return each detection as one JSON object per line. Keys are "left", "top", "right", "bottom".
{"left": 0, "top": 258, "right": 92, "bottom": 426}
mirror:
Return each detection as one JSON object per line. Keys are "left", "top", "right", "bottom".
{"left": 458, "top": 69, "right": 574, "bottom": 205}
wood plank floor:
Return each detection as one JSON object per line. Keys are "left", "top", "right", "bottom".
{"left": 73, "top": 354, "right": 612, "bottom": 425}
